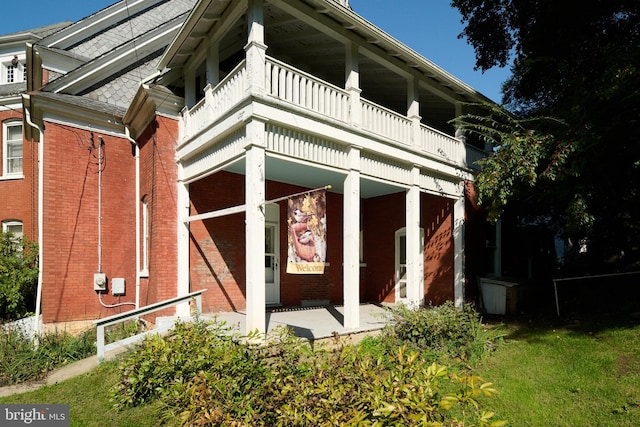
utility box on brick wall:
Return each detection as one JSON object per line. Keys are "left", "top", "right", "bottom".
{"left": 111, "top": 278, "right": 126, "bottom": 296}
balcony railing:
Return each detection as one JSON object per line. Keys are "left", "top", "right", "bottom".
{"left": 266, "top": 57, "right": 349, "bottom": 122}
{"left": 361, "top": 99, "right": 412, "bottom": 145}
{"left": 180, "top": 61, "right": 248, "bottom": 140}
{"left": 181, "top": 56, "right": 486, "bottom": 170}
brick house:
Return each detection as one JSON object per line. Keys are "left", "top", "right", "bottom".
{"left": 8, "top": 0, "right": 492, "bottom": 333}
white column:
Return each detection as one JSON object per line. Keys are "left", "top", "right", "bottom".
{"left": 343, "top": 146, "right": 361, "bottom": 329}
{"left": 176, "top": 179, "right": 191, "bottom": 317}
{"left": 245, "top": 119, "right": 266, "bottom": 334}
{"left": 453, "top": 185, "right": 466, "bottom": 308}
{"left": 245, "top": 0, "right": 266, "bottom": 96}
{"left": 406, "top": 166, "right": 423, "bottom": 307}
{"left": 407, "top": 77, "right": 421, "bottom": 149}
{"left": 345, "top": 41, "right": 361, "bottom": 127}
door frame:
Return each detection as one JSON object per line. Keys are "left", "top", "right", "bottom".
{"left": 265, "top": 203, "right": 280, "bottom": 305}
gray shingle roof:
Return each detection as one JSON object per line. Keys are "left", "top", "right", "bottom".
{"left": 35, "top": 91, "right": 127, "bottom": 118}
{"left": 81, "top": 51, "right": 163, "bottom": 109}
{"left": 69, "top": 0, "right": 196, "bottom": 59}
{"left": 0, "top": 22, "right": 71, "bottom": 39}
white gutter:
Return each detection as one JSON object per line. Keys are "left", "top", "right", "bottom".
{"left": 24, "top": 104, "right": 44, "bottom": 337}
{"left": 125, "top": 126, "right": 141, "bottom": 310}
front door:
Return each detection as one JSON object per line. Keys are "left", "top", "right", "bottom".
{"left": 265, "top": 204, "right": 280, "bottom": 305}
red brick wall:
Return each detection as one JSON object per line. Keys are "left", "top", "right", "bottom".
{"left": 363, "top": 192, "right": 455, "bottom": 306}
{"left": 422, "top": 194, "right": 455, "bottom": 305}
{"left": 136, "top": 117, "right": 179, "bottom": 313}
{"left": 189, "top": 172, "right": 346, "bottom": 312}
{"left": 0, "top": 111, "right": 38, "bottom": 240}
{"left": 40, "top": 123, "right": 136, "bottom": 323}
{"left": 189, "top": 173, "right": 457, "bottom": 311}
{"left": 363, "top": 193, "right": 405, "bottom": 303}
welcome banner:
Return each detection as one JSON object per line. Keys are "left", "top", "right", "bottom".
{"left": 286, "top": 189, "right": 327, "bottom": 274}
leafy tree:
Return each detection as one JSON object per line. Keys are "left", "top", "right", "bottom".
{"left": 0, "top": 232, "right": 38, "bottom": 321}
{"left": 452, "top": 0, "right": 640, "bottom": 271}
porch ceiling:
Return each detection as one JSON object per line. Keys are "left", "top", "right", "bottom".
{"left": 226, "top": 156, "right": 404, "bottom": 199}
{"left": 161, "top": 0, "right": 486, "bottom": 134}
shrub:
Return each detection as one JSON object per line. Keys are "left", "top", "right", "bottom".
{"left": 111, "top": 319, "right": 505, "bottom": 426}
{"left": 384, "top": 302, "right": 503, "bottom": 363}
{"left": 0, "top": 232, "right": 38, "bottom": 321}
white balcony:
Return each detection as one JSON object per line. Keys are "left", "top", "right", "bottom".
{"left": 180, "top": 56, "right": 485, "bottom": 171}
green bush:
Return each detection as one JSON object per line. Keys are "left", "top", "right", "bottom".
{"left": 0, "top": 325, "right": 95, "bottom": 386}
{"left": 111, "top": 319, "right": 505, "bottom": 426}
{"left": 0, "top": 232, "right": 38, "bottom": 321}
{"left": 384, "top": 302, "right": 503, "bottom": 363}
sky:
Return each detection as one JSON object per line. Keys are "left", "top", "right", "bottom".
{"left": 3, "top": 0, "right": 510, "bottom": 103}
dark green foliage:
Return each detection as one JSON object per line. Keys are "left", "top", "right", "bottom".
{"left": 110, "top": 315, "right": 505, "bottom": 426}
{"left": 0, "top": 232, "right": 38, "bottom": 321}
{"left": 0, "top": 325, "right": 95, "bottom": 386}
{"left": 383, "top": 302, "right": 503, "bottom": 364}
{"left": 452, "top": 0, "right": 640, "bottom": 271}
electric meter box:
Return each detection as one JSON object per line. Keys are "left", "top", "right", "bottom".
{"left": 94, "top": 272, "right": 107, "bottom": 291}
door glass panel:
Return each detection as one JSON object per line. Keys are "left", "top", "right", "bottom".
{"left": 265, "top": 226, "right": 275, "bottom": 283}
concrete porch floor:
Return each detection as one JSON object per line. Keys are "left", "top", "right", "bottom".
{"left": 202, "top": 303, "right": 395, "bottom": 340}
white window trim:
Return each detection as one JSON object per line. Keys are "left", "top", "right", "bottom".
{"left": 2, "top": 220, "right": 23, "bottom": 250}
{"left": 2, "top": 55, "right": 25, "bottom": 85}
{"left": 2, "top": 120, "right": 24, "bottom": 179}
{"left": 139, "top": 198, "right": 150, "bottom": 277}
{"left": 2, "top": 220, "right": 23, "bottom": 235}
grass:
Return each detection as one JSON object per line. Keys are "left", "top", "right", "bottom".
{"left": 0, "top": 361, "right": 161, "bottom": 427}
{"left": 1, "top": 313, "right": 639, "bottom": 426}
{"left": 474, "top": 315, "right": 640, "bottom": 426}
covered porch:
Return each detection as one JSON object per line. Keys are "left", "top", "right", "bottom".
{"left": 201, "top": 302, "right": 394, "bottom": 340}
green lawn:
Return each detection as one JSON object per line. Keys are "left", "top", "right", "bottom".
{"left": 474, "top": 316, "right": 640, "bottom": 426}
{"left": 0, "top": 361, "right": 161, "bottom": 427}
{"left": 2, "top": 315, "right": 639, "bottom": 426}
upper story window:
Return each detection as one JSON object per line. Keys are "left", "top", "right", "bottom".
{"left": 2, "top": 55, "right": 25, "bottom": 84}
{"left": 2, "top": 121, "right": 23, "bottom": 177}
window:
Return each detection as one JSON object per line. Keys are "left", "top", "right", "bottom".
{"left": 3, "top": 121, "right": 23, "bottom": 176}
{"left": 6, "top": 65, "right": 15, "bottom": 83}
{"left": 140, "top": 197, "right": 149, "bottom": 276}
{"left": 2, "top": 56, "right": 25, "bottom": 84}
{"left": 2, "top": 220, "right": 23, "bottom": 250}
{"left": 2, "top": 220, "right": 23, "bottom": 237}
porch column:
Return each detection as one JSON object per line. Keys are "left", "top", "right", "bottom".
{"left": 206, "top": 41, "right": 220, "bottom": 86}
{"left": 343, "top": 146, "right": 361, "bottom": 329}
{"left": 185, "top": 68, "right": 196, "bottom": 109}
{"left": 246, "top": 0, "right": 266, "bottom": 96}
{"left": 408, "top": 77, "right": 421, "bottom": 149}
{"left": 245, "top": 119, "right": 267, "bottom": 334}
{"left": 176, "top": 179, "right": 191, "bottom": 317}
{"left": 406, "top": 166, "right": 423, "bottom": 307}
{"left": 345, "top": 41, "right": 361, "bottom": 127}
{"left": 453, "top": 184, "right": 466, "bottom": 308}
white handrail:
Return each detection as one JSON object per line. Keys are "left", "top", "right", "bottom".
{"left": 93, "top": 289, "right": 207, "bottom": 362}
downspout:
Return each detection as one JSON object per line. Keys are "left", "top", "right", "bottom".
{"left": 125, "top": 126, "right": 141, "bottom": 309}
{"left": 24, "top": 103, "right": 44, "bottom": 337}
